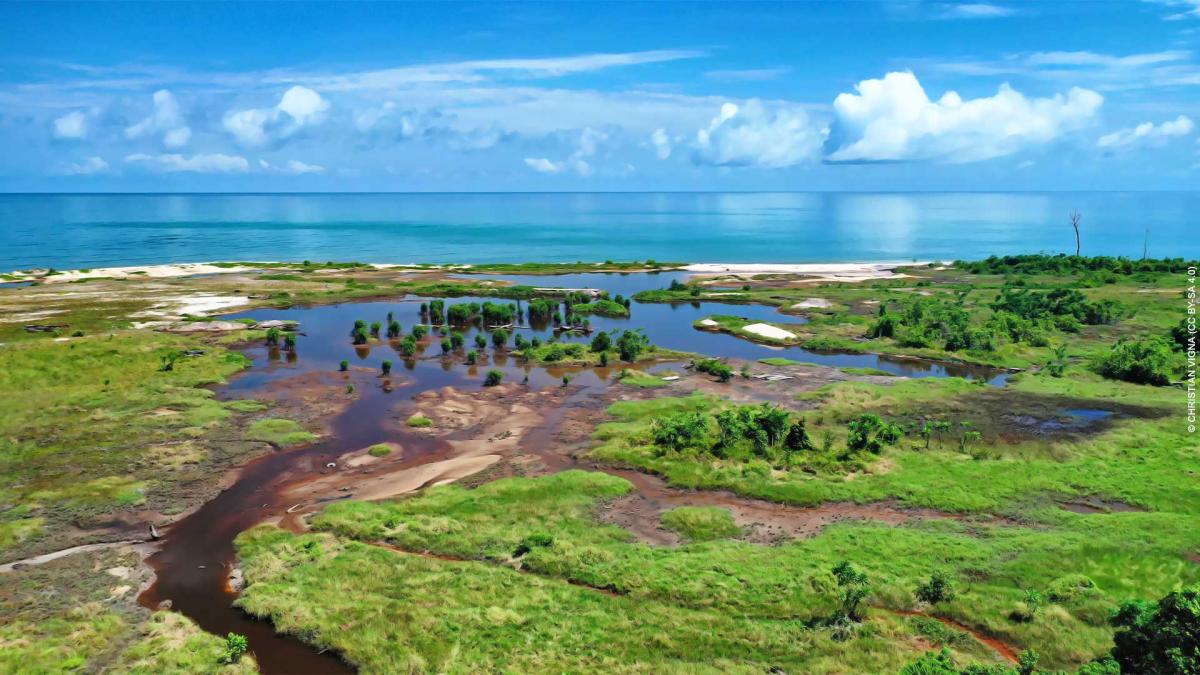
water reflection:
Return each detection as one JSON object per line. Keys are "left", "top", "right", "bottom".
{"left": 225, "top": 271, "right": 1006, "bottom": 386}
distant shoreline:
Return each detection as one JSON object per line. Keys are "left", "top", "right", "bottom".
{"left": 4, "top": 260, "right": 931, "bottom": 284}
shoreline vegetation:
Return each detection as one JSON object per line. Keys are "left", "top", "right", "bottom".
{"left": 1, "top": 254, "right": 1196, "bottom": 674}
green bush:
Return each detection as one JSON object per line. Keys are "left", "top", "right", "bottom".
{"left": 1096, "top": 338, "right": 1174, "bottom": 386}
{"left": 483, "top": 370, "right": 504, "bottom": 387}
{"left": 1109, "top": 584, "right": 1200, "bottom": 674}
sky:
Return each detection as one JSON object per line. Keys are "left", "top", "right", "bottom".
{"left": 2, "top": 0, "right": 1199, "bottom": 192}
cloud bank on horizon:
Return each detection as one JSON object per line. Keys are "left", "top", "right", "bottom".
{"left": 2, "top": 1, "right": 1199, "bottom": 191}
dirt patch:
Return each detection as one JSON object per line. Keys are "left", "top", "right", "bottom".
{"left": 595, "top": 468, "right": 976, "bottom": 546}
{"left": 1058, "top": 496, "right": 1146, "bottom": 515}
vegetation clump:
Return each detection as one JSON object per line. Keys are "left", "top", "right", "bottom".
{"left": 1095, "top": 338, "right": 1174, "bottom": 386}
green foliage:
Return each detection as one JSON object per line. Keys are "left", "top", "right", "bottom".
{"left": 846, "top": 414, "right": 904, "bottom": 454}
{"left": 590, "top": 330, "right": 612, "bottom": 353}
{"left": 616, "top": 329, "right": 650, "bottom": 362}
{"left": 411, "top": 324, "right": 427, "bottom": 339}
{"left": 380, "top": 360, "right": 392, "bottom": 375}
{"left": 219, "top": 633, "right": 249, "bottom": 665}
{"left": 483, "top": 369, "right": 504, "bottom": 387}
{"left": 957, "top": 254, "right": 1197, "bottom": 276}
{"left": 1095, "top": 338, "right": 1174, "bottom": 386}
{"left": 651, "top": 412, "right": 710, "bottom": 451}
{"left": 831, "top": 560, "right": 871, "bottom": 624}
{"left": 466, "top": 350, "right": 477, "bottom": 365}
{"left": 491, "top": 329, "right": 508, "bottom": 347}
{"left": 264, "top": 327, "right": 280, "bottom": 346}
{"left": 338, "top": 359, "right": 348, "bottom": 372}
{"left": 916, "top": 572, "right": 956, "bottom": 605}
{"left": 695, "top": 358, "right": 734, "bottom": 382}
{"left": 1109, "top": 584, "right": 1200, "bottom": 674}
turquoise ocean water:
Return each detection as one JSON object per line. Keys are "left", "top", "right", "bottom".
{"left": 1, "top": 192, "right": 1195, "bottom": 270}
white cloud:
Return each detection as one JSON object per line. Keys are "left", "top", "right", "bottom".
{"left": 1098, "top": 115, "right": 1195, "bottom": 148}
{"left": 279, "top": 50, "right": 705, "bottom": 92}
{"left": 259, "top": 158, "right": 327, "bottom": 174}
{"left": 827, "top": 71, "right": 1102, "bottom": 163}
{"left": 931, "top": 50, "right": 1200, "bottom": 91}
{"left": 694, "top": 100, "right": 827, "bottom": 168}
{"left": 223, "top": 86, "right": 329, "bottom": 146}
{"left": 53, "top": 110, "right": 88, "bottom": 139}
{"left": 1143, "top": 0, "right": 1200, "bottom": 20}
{"left": 125, "top": 90, "right": 191, "bottom": 148}
{"left": 650, "top": 128, "right": 672, "bottom": 159}
{"left": 523, "top": 157, "right": 563, "bottom": 173}
{"left": 67, "top": 156, "right": 108, "bottom": 175}
{"left": 938, "top": 3, "right": 1016, "bottom": 19}
{"left": 125, "top": 152, "right": 249, "bottom": 173}
{"left": 522, "top": 127, "right": 605, "bottom": 176}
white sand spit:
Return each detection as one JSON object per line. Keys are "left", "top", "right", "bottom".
{"left": 699, "top": 318, "right": 719, "bottom": 327}
{"left": 743, "top": 323, "right": 796, "bottom": 340}
{"left": 792, "top": 298, "right": 833, "bottom": 309}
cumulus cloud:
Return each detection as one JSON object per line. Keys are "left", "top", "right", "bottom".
{"left": 125, "top": 152, "right": 249, "bottom": 173}
{"left": 67, "top": 156, "right": 108, "bottom": 175}
{"left": 650, "top": 128, "right": 672, "bottom": 159}
{"left": 693, "top": 101, "right": 827, "bottom": 168}
{"left": 223, "top": 86, "right": 329, "bottom": 146}
{"left": 125, "top": 90, "right": 191, "bottom": 148}
{"left": 523, "top": 127, "right": 605, "bottom": 176}
{"left": 259, "top": 158, "right": 327, "bottom": 174}
{"left": 523, "top": 157, "right": 563, "bottom": 173}
{"left": 1097, "top": 115, "right": 1194, "bottom": 149}
{"left": 827, "top": 71, "right": 1103, "bottom": 163}
{"left": 53, "top": 111, "right": 88, "bottom": 139}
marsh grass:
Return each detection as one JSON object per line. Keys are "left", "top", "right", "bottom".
{"left": 660, "top": 506, "right": 742, "bottom": 541}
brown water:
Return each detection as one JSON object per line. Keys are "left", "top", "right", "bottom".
{"left": 138, "top": 274, "right": 1009, "bottom": 673}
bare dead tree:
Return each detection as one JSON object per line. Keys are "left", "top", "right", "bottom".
{"left": 1069, "top": 211, "right": 1081, "bottom": 256}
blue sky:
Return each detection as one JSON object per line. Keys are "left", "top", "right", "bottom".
{"left": 2, "top": 0, "right": 1199, "bottom": 192}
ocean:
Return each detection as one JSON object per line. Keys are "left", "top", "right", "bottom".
{"left": 1, "top": 192, "right": 1195, "bottom": 271}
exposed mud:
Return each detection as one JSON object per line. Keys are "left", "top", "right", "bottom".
{"left": 891, "top": 609, "right": 1020, "bottom": 664}
{"left": 1058, "top": 496, "right": 1146, "bottom": 515}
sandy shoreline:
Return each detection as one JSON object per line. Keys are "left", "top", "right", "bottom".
{"left": 7, "top": 260, "right": 927, "bottom": 284}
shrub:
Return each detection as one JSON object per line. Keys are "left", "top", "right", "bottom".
{"left": 846, "top": 414, "right": 904, "bottom": 453}
{"left": 590, "top": 330, "right": 611, "bottom": 353}
{"left": 283, "top": 333, "right": 297, "bottom": 351}
{"left": 387, "top": 320, "right": 401, "bottom": 338}
{"left": 694, "top": 358, "right": 733, "bottom": 382}
{"left": 220, "top": 633, "right": 249, "bottom": 664}
{"left": 338, "top": 359, "right": 348, "bottom": 372}
{"left": 450, "top": 331, "right": 465, "bottom": 350}
{"left": 483, "top": 370, "right": 504, "bottom": 386}
{"left": 831, "top": 561, "right": 870, "bottom": 624}
{"left": 474, "top": 334, "right": 487, "bottom": 349}
{"left": 1096, "top": 338, "right": 1174, "bottom": 385}
{"left": 491, "top": 329, "right": 509, "bottom": 347}
{"left": 1109, "top": 584, "right": 1200, "bottom": 674}
{"left": 616, "top": 330, "right": 649, "bottom": 362}
{"left": 399, "top": 337, "right": 417, "bottom": 357}
{"left": 265, "top": 327, "right": 281, "bottom": 346}
{"left": 916, "top": 572, "right": 955, "bottom": 604}
{"left": 466, "top": 350, "right": 477, "bottom": 365}
{"left": 652, "top": 412, "right": 710, "bottom": 451}
{"left": 380, "top": 360, "right": 392, "bottom": 375}
{"left": 411, "top": 324, "right": 427, "bottom": 339}
{"left": 440, "top": 339, "right": 452, "bottom": 354}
